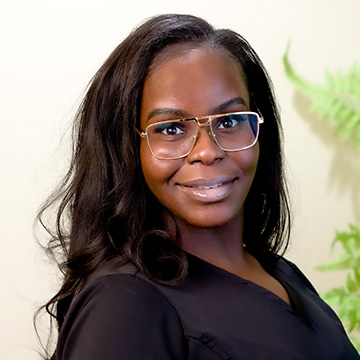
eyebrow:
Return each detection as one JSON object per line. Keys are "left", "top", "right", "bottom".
{"left": 146, "top": 97, "right": 247, "bottom": 122}
{"left": 147, "top": 108, "right": 188, "bottom": 122}
{"left": 210, "top": 97, "right": 247, "bottom": 114}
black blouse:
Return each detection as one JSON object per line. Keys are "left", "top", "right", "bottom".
{"left": 57, "top": 255, "right": 360, "bottom": 359}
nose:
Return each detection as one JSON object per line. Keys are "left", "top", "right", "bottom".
{"left": 186, "top": 126, "right": 225, "bottom": 165}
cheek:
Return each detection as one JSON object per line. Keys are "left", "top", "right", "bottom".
{"left": 249, "top": 147, "right": 259, "bottom": 174}
{"left": 231, "top": 144, "right": 259, "bottom": 177}
{"left": 140, "top": 140, "right": 179, "bottom": 192}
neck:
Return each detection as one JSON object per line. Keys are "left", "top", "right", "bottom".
{"left": 171, "top": 215, "right": 249, "bottom": 272}
{"left": 163, "top": 212, "right": 290, "bottom": 306}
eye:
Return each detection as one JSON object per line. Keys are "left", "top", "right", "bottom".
{"left": 153, "top": 122, "right": 186, "bottom": 136}
{"left": 217, "top": 116, "right": 239, "bottom": 129}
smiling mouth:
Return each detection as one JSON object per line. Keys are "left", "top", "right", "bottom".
{"left": 181, "top": 181, "right": 233, "bottom": 190}
{"left": 178, "top": 176, "right": 237, "bottom": 188}
{"left": 177, "top": 177, "right": 237, "bottom": 202}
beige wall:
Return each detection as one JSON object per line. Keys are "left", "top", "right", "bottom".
{"left": 1, "top": 0, "right": 359, "bottom": 358}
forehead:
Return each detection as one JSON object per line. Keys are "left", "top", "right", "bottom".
{"left": 149, "top": 42, "right": 239, "bottom": 70}
{"left": 141, "top": 47, "right": 250, "bottom": 122}
{"left": 147, "top": 44, "right": 245, "bottom": 83}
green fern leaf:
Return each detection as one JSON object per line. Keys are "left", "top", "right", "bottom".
{"left": 283, "top": 43, "right": 360, "bottom": 150}
{"left": 346, "top": 274, "right": 358, "bottom": 293}
{"left": 351, "top": 338, "right": 360, "bottom": 353}
{"left": 317, "top": 224, "right": 360, "bottom": 348}
{"left": 333, "top": 224, "right": 360, "bottom": 253}
{"left": 316, "top": 254, "right": 353, "bottom": 271}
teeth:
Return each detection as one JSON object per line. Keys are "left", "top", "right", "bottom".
{"left": 182, "top": 181, "right": 233, "bottom": 190}
{"left": 197, "top": 183, "right": 222, "bottom": 190}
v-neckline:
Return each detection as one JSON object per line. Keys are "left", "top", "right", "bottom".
{"left": 186, "top": 253, "right": 300, "bottom": 314}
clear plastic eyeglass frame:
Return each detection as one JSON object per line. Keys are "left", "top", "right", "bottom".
{"left": 136, "top": 111, "right": 264, "bottom": 160}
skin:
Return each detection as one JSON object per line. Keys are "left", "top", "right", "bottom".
{"left": 140, "top": 47, "right": 290, "bottom": 304}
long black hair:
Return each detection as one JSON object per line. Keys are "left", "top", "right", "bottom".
{"left": 36, "top": 13, "right": 290, "bottom": 359}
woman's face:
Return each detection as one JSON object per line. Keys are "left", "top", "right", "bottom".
{"left": 140, "top": 48, "right": 259, "bottom": 228}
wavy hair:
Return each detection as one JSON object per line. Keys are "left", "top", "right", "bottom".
{"left": 36, "top": 13, "right": 291, "bottom": 359}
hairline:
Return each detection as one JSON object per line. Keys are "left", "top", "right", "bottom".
{"left": 146, "top": 41, "right": 248, "bottom": 86}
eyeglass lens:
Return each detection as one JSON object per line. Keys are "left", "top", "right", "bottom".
{"left": 146, "top": 112, "right": 260, "bottom": 159}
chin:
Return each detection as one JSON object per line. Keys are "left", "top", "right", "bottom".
{"left": 177, "top": 208, "right": 243, "bottom": 229}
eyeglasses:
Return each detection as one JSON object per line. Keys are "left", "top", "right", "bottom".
{"left": 137, "top": 111, "right": 264, "bottom": 160}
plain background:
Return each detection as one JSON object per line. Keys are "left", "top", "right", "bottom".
{"left": 1, "top": 0, "right": 359, "bottom": 358}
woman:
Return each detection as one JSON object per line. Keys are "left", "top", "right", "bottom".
{"left": 37, "top": 14, "right": 359, "bottom": 359}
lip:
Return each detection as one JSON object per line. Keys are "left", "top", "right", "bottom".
{"left": 176, "top": 176, "right": 237, "bottom": 202}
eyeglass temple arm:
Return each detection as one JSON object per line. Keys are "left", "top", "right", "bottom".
{"left": 258, "top": 110, "right": 264, "bottom": 124}
{"left": 136, "top": 128, "right": 147, "bottom": 137}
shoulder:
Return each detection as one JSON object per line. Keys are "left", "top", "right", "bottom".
{"left": 64, "top": 264, "right": 176, "bottom": 320}
{"left": 57, "top": 265, "right": 185, "bottom": 360}
{"left": 75, "top": 266, "right": 172, "bottom": 308}
{"left": 275, "top": 257, "right": 319, "bottom": 294}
